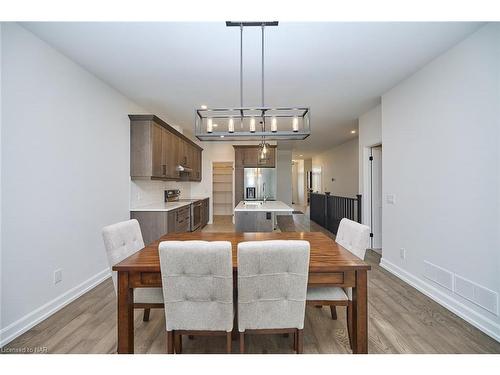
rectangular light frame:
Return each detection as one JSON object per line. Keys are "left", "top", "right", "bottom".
{"left": 194, "top": 107, "right": 311, "bottom": 141}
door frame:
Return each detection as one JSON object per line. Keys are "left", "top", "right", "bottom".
{"left": 361, "top": 143, "right": 382, "bottom": 250}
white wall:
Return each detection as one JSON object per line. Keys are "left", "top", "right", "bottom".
{"left": 380, "top": 23, "right": 500, "bottom": 341}
{"left": 304, "top": 158, "right": 312, "bottom": 203}
{"left": 358, "top": 104, "right": 382, "bottom": 226}
{"left": 276, "top": 148, "right": 293, "bottom": 206}
{"left": 296, "top": 159, "right": 305, "bottom": 205}
{"left": 0, "top": 23, "right": 3, "bottom": 334}
{"left": 0, "top": 23, "right": 146, "bottom": 346}
{"left": 312, "top": 138, "right": 359, "bottom": 197}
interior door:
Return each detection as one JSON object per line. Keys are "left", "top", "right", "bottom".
{"left": 370, "top": 146, "right": 383, "bottom": 249}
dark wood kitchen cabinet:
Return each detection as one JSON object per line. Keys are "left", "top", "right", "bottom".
{"left": 201, "top": 198, "right": 209, "bottom": 227}
{"left": 130, "top": 211, "right": 169, "bottom": 246}
{"left": 130, "top": 115, "right": 203, "bottom": 181}
{"left": 167, "top": 205, "right": 191, "bottom": 233}
{"left": 233, "top": 145, "right": 276, "bottom": 168}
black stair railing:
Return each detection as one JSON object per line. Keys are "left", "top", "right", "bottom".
{"left": 310, "top": 193, "right": 361, "bottom": 234}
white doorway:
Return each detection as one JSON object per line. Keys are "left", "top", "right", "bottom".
{"left": 312, "top": 167, "right": 322, "bottom": 193}
{"left": 370, "top": 146, "right": 383, "bottom": 251}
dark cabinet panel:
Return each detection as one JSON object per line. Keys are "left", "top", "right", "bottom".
{"left": 233, "top": 146, "right": 276, "bottom": 168}
{"left": 130, "top": 211, "right": 168, "bottom": 245}
{"left": 130, "top": 115, "right": 203, "bottom": 182}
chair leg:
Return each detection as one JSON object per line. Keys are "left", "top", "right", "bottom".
{"left": 239, "top": 332, "right": 245, "bottom": 354}
{"left": 294, "top": 330, "right": 298, "bottom": 352}
{"left": 174, "top": 333, "right": 182, "bottom": 354}
{"left": 166, "top": 331, "right": 174, "bottom": 354}
{"left": 226, "top": 332, "right": 232, "bottom": 353}
{"left": 330, "top": 306, "right": 338, "bottom": 320}
{"left": 143, "top": 308, "right": 151, "bottom": 322}
{"left": 296, "top": 329, "right": 304, "bottom": 354}
{"left": 347, "top": 302, "right": 353, "bottom": 349}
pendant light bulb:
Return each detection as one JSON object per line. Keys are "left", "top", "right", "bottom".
{"left": 250, "top": 117, "right": 256, "bottom": 133}
{"left": 207, "top": 118, "right": 213, "bottom": 133}
{"left": 263, "top": 143, "right": 268, "bottom": 154}
{"left": 228, "top": 117, "right": 234, "bottom": 133}
{"left": 292, "top": 116, "right": 299, "bottom": 132}
{"left": 271, "top": 117, "right": 277, "bottom": 132}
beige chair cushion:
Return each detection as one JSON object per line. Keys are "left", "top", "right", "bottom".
{"left": 237, "top": 240, "right": 310, "bottom": 331}
{"left": 308, "top": 218, "right": 370, "bottom": 303}
{"left": 307, "top": 287, "right": 348, "bottom": 301}
{"left": 335, "top": 218, "right": 371, "bottom": 260}
{"left": 102, "top": 219, "right": 163, "bottom": 304}
{"left": 159, "top": 240, "right": 234, "bottom": 332}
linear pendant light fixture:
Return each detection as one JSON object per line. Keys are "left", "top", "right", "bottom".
{"left": 194, "top": 21, "right": 311, "bottom": 142}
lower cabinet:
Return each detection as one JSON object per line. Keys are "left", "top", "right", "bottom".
{"left": 235, "top": 211, "right": 274, "bottom": 232}
{"left": 130, "top": 211, "right": 168, "bottom": 246}
{"left": 201, "top": 198, "right": 209, "bottom": 228}
{"left": 131, "top": 199, "right": 210, "bottom": 243}
{"left": 167, "top": 205, "right": 191, "bottom": 233}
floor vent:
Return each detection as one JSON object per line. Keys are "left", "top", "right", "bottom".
{"left": 454, "top": 275, "right": 498, "bottom": 315}
{"left": 423, "top": 261, "right": 453, "bottom": 291}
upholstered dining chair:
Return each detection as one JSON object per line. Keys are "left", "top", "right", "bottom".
{"left": 159, "top": 240, "right": 234, "bottom": 354}
{"left": 237, "top": 240, "right": 310, "bottom": 354}
{"left": 306, "top": 218, "right": 370, "bottom": 348}
{"left": 102, "top": 219, "right": 163, "bottom": 322}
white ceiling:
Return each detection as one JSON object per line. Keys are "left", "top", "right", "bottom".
{"left": 23, "top": 22, "right": 482, "bottom": 158}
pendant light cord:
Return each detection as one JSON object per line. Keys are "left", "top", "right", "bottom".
{"left": 261, "top": 24, "right": 265, "bottom": 132}
{"left": 261, "top": 24, "right": 265, "bottom": 108}
{"left": 240, "top": 24, "right": 243, "bottom": 109}
{"left": 240, "top": 24, "right": 244, "bottom": 129}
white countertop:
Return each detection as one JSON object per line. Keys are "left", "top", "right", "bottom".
{"left": 234, "top": 200, "right": 294, "bottom": 212}
{"left": 130, "top": 197, "right": 209, "bottom": 212}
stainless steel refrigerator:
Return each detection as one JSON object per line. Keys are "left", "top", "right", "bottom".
{"left": 243, "top": 168, "right": 276, "bottom": 201}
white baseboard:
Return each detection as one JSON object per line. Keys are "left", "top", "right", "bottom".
{"left": 380, "top": 257, "right": 500, "bottom": 342}
{"left": 0, "top": 268, "right": 111, "bottom": 348}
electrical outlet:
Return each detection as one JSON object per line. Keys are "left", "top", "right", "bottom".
{"left": 54, "top": 269, "right": 62, "bottom": 284}
{"left": 400, "top": 248, "right": 406, "bottom": 260}
{"left": 386, "top": 194, "right": 396, "bottom": 204}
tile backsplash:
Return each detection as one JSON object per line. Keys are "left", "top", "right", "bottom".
{"left": 130, "top": 179, "right": 192, "bottom": 207}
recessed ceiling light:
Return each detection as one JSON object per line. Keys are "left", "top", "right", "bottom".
{"left": 351, "top": 130, "right": 356, "bottom": 134}
{"left": 201, "top": 105, "right": 207, "bottom": 109}
{"left": 220, "top": 135, "right": 224, "bottom": 138}
{"left": 299, "top": 154, "right": 303, "bottom": 157}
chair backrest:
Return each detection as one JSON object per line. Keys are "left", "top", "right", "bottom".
{"left": 237, "top": 240, "right": 310, "bottom": 331}
{"left": 159, "top": 240, "right": 233, "bottom": 332}
{"left": 335, "top": 218, "right": 371, "bottom": 260}
{"left": 102, "top": 219, "right": 145, "bottom": 293}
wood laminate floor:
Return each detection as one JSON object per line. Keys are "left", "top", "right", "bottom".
{"left": 4, "top": 213, "right": 500, "bottom": 354}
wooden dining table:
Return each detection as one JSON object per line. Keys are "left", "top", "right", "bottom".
{"left": 112, "top": 231, "right": 371, "bottom": 354}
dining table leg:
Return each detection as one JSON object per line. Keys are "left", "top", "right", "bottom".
{"left": 117, "top": 271, "right": 134, "bottom": 354}
{"left": 352, "top": 269, "right": 368, "bottom": 354}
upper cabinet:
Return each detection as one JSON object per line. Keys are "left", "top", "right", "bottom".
{"left": 130, "top": 115, "right": 203, "bottom": 181}
{"left": 234, "top": 145, "right": 276, "bottom": 168}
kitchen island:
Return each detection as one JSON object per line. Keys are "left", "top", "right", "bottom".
{"left": 234, "top": 200, "right": 293, "bottom": 232}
